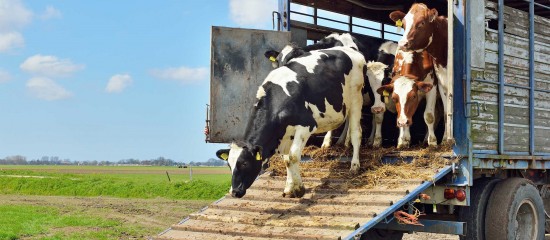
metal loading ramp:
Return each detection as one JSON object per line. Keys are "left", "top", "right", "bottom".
{"left": 155, "top": 159, "right": 453, "bottom": 240}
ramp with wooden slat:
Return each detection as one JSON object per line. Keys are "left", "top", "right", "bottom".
{"left": 155, "top": 164, "right": 452, "bottom": 240}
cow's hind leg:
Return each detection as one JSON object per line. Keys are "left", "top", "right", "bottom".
{"left": 283, "top": 126, "right": 312, "bottom": 198}
{"left": 348, "top": 90, "right": 363, "bottom": 173}
{"left": 438, "top": 78, "right": 454, "bottom": 144}
{"left": 321, "top": 131, "right": 332, "bottom": 148}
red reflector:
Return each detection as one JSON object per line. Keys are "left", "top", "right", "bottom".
{"left": 444, "top": 188, "right": 455, "bottom": 200}
{"left": 455, "top": 189, "right": 466, "bottom": 202}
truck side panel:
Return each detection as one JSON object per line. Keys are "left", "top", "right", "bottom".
{"left": 470, "top": 1, "right": 550, "bottom": 155}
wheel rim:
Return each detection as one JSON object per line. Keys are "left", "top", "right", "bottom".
{"left": 514, "top": 199, "right": 539, "bottom": 240}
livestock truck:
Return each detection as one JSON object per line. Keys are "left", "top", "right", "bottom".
{"left": 157, "top": 0, "right": 550, "bottom": 239}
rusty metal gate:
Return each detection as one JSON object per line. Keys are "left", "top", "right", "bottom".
{"left": 209, "top": 26, "right": 291, "bottom": 143}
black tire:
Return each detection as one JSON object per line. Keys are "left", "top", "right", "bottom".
{"left": 360, "top": 229, "right": 404, "bottom": 240}
{"left": 485, "top": 178, "right": 546, "bottom": 240}
{"left": 458, "top": 177, "right": 501, "bottom": 240}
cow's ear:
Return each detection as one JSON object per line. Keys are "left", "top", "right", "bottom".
{"left": 429, "top": 8, "right": 438, "bottom": 22}
{"left": 416, "top": 82, "right": 433, "bottom": 93}
{"left": 216, "top": 149, "right": 230, "bottom": 161}
{"left": 377, "top": 84, "right": 393, "bottom": 96}
{"left": 264, "top": 50, "right": 279, "bottom": 62}
{"left": 389, "top": 11, "right": 406, "bottom": 23}
{"left": 253, "top": 145, "right": 263, "bottom": 161}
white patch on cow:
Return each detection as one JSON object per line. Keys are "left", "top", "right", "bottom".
{"left": 289, "top": 50, "right": 328, "bottom": 74}
{"left": 379, "top": 41, "right": 398, "bottom": 55}
{"left": 262, "top": 67, "right": 298, "bottom": 96}
{"left": 401, "top": 51, "right": 414, "bottom": 64}
{"left": 305, "top": 98, "right": 344, "bottom": 133}
{"left": 398, "top": 11, "right": 415, "bottom": 47}
{"left": 366, "top": 61, "right": 387, "bottom": 112}
{"left": 335, "top": 33, "right": 358, "bottom": 50}
{"left": 279, "top": 45, "right": 294, "bottom": 64}
{"left": 227, "top": 143, "right": 243, "bottom": 176}
{"left": 393, "top": 76, "right": 415, "bottom": 124}
{"left": 256, "top": 86, "right": 266, "bottom": 100}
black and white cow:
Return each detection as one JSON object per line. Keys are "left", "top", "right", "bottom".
{"left": 218, "top": 45, "right": 366, "bottom": 198}
{"left": 266, "top": 33, "right": 398, "bottom": 147}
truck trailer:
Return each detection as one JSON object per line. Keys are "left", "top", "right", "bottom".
{"left": 157, "top": 0, "right": 550, "bottom": 239}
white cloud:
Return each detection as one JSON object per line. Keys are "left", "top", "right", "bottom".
{"left": 229, "top": 0, "right": 278, "bottom": 28}
{"left": 26, "top": 77, "right": 72, "bottom": 100}
{"left": 0, "top": 69, "right": 11, "bottom": 83}
{"left": 0, "top": 31, "right": 24, "bottom": 52}
{"left": 0, "top": 0, "right": 33, "bottom": 32}
{"left": 105, "top": 74, "right": 132, "bottom": 93}
{"left": 20, "top": 54, "right": 84, "bottom": 77}
{"left": 39, "top": 6, "right": 61, "bottom": 20}
{"left": 150, "top": 66, "right": 208, "bottom": 84}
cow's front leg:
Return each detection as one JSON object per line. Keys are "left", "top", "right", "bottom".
{"left": 424, "top": 86, "right": 437, "bottom": 146}
{"left": 282, "top": 126, "right": 310, "bottom": 198}
{"left": 372, "top": 112, "right": 383, "bottom": 147}
{"left": 397, "top": 126, "right": 410, "bottom": 149}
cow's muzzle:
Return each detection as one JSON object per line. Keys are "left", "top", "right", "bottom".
{"left": 231, "top": 188, "right": 246, "bottom": 198}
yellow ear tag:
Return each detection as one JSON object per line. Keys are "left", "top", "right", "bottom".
{"left": 396, "top": 19, "right": 403, "bottom": 33}
{"left": 256, "top": 152, "right": 262, "bottom": 161}
{"left": 220, "top": 153, "right": 229, "bottom": 161}
{"left": 269, "top": 56, "right": 276, "bottom": 62}
{"left": 383, "top": 90, "right": 390, "bottom": 103}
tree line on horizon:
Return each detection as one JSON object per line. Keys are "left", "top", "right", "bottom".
{"left": 0, "top": 155, "right": 226, "bottom": 167}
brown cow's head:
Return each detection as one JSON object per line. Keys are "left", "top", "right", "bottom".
{"left": 390, "top": 4, "right": 439, "bottom": 51}
{"left": 377, "top": 76, "right": 433, "bottom": 127}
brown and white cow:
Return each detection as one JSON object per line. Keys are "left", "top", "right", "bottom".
{"left": 389, "top": 3, "right": 452, "bottom": 143}
{"left": 377, "top": 49, "right": 437, "bottom": 148}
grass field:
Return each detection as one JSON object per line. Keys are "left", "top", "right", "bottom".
{"left": 0, "top": 165, "right": 231, "bottom": 200}
{"left": 0, "top": 165, "right": 230, "bottom": 239}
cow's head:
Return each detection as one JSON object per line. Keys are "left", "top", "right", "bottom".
{"left": 377, "top": 76, "right": 433, "bottom": 127}
{"left": 216, "top": 142, "right": 263, "bottom": 198}
{"left": 390, "top": 3, "right": 439, "bottom": 51}
{"left": 264, "top": 44, "right": 305, "bottom": 68}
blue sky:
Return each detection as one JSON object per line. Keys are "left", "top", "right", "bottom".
{"left": 0, "top": 0, "right": 279, "bottom": 162}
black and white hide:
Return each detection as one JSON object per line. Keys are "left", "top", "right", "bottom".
{"left": 220, "top": 45, "right": 367, "bottom": 198}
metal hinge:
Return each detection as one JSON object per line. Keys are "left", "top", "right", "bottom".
{"left": 465, "top": 101, "right": 480, "bottom": 118}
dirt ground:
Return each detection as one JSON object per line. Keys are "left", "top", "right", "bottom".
{"left": 0, "top": 195, "right": 210, "bottom": 239}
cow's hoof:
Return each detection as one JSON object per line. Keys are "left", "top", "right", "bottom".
{"left": 372, "top": 138, "right": 382, "bottom": 148}
{"left": 282, "top": 185, "right": 305, "bottom": 198}
{"left": 427, "top": 135, "right": 437, "bottom": 146}
{"left": 397, "top": 142, "right": 410, "bottom": 149}
{"left": 350, "top": 162, "right": 360, "bottom": 174}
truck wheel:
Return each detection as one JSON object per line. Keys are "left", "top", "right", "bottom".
{"left": 542, "top": 185, "right": 550, "bottom": 233}
{"left": 458, "top": 177, "right": 500, "bottom": 240}
{"left": 360, "top": 229, "right": 403, "bottom": 240}
{"left": 485, "top": 178, "right": 545, "bottom": 240}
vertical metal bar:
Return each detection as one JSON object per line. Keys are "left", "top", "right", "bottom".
{"left": 498, "top": 0, "right": 505, "bottom": 154}
{"left": 465, "top": 0, "right": 473, "bottom": 186}
{"left": 349, "top": 15, "right": 353, "bottom": 33}
{"left": 381, "top": 23, "right": 385, "bottom": 39}
{"left": 313, "top": 7, "right": 317, "bottom": 26}
{"left": 529, "top": 0, "right": 535, "bottom": 155}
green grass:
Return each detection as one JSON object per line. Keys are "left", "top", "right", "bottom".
{"left": 0, "top": 205, "right": 140, "bottom": 240}
{"left": 0, "top": 166, "right": 231, "bottom": 200}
